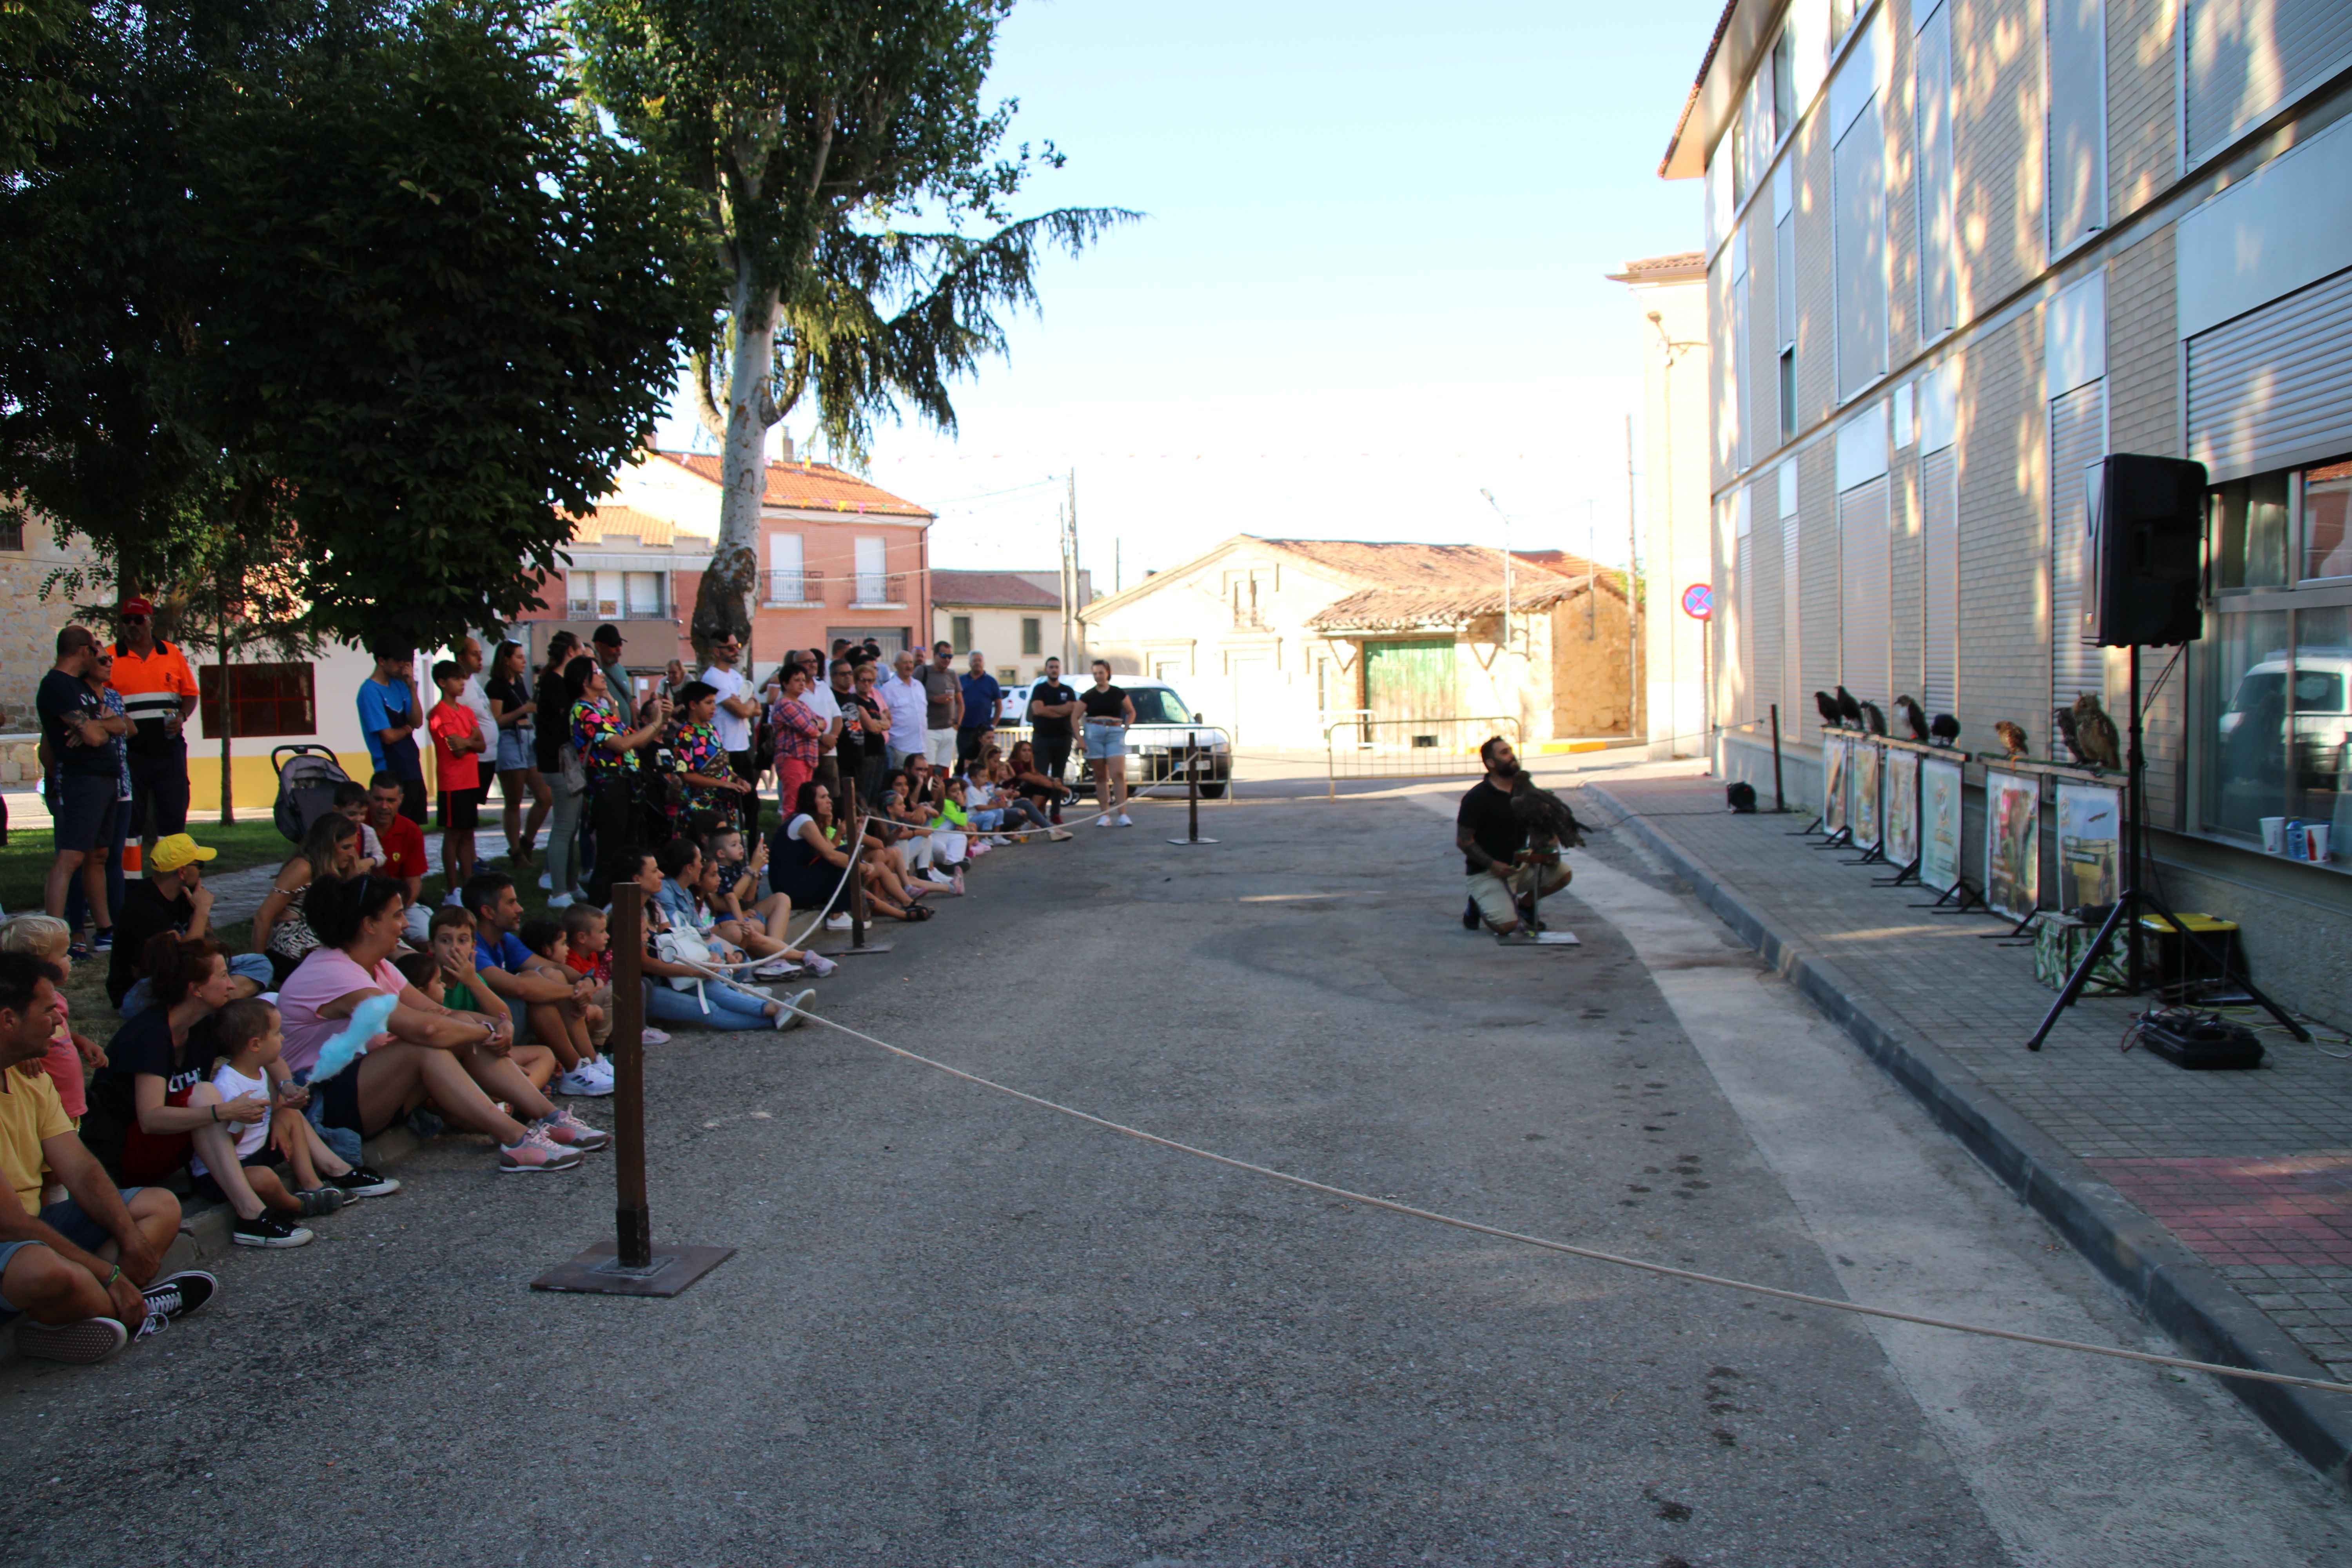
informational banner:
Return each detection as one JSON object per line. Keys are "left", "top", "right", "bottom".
{"left": 2055, "top": 780, "right": 2123, "bottom": 913}
{"left": 1824, "top": 734, "right": 1850, "bottom": 834}
{"left": 1985, "top": 769, "right": 2042, "bottom": 922}
{"left": 1851, "top": 740, "right": 1882, "bottom": 852}
{"left": 1884, "top": 747, "right": 1921, "bottom": 868}
{"left": 1920, "top": 753, "right": 1964, "bottom": 892}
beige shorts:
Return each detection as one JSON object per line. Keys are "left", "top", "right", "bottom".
{"left": 1466, "top": 860, "right": 1571, "bottom": 927}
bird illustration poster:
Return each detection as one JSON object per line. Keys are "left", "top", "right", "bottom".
{"left": 1986, "top": 770, "right": 2042, "bottom": 922}
{"left": 1823, "top": 735, "right": 1849, "bottom": 834}
{"left": 1851, "top": 741, "right": 1882, "bottom": 851}
{"left": 2055, "top": 781, "right": 2122, "bottom": 911}
{"left": 1885, "top": 748, "right": 1921, "bottom": 867}
{"left": 1921, "top": 754, "right": 1964, "bottom": 892}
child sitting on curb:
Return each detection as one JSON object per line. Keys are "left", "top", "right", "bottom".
{"left": 518, "top": 919, "right": 608, "bottom": 1043}
{"left": 188, "top": 999, "right": 353, "bottom": 1228}
{"left": 418, "top": 906, "right": 557, "bottom": 1094}
{"left": 388, "top": 946, "right": 601, "bottom": 1149}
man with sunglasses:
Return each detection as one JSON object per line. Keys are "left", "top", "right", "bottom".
{"left": 700, "top": 631, "right": 762, "bottom": 835}
{"left": 107, "top": 597, "right": 200, "bottom": 852}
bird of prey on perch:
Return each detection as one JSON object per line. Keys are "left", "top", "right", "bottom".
{"left": 1859, "top": 700, "right": 1888, "bottom": 736}
{"left": 1509, "top": 774, "right": 1587, "bottom": 859}
{"left": 1929, "top": 713, "right": 1961, "bottom": 747}
{"left": 1894, "top": 695, "right": 1930, "bottom": 742}
{"left": 1815, "top": 691, "right": 1842, "bottom": 728}
{"left": 2072, "top": 693, "right": 2122, "bottom": 771}
{"left": 2053, "top": 704, "right": 2088, "bottom": 766}
{"left": 1994, "top": 720, "right": 2030, "bottom": 761}
{"left": 1835, "top": 686, "right": 1865, "bottom": 727}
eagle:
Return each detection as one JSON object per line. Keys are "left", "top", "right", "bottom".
{"left": 1894, "top": 695, "right": 1930, "bottom": 742}
{"left": 1858, "top": 700, "right": 1888, "bottom": 736}
{"left": 2053, "top": 704, "right": 2088, "bottom": 766}
{"left": 1834, "top": 686, "right": 1865, "bottom": 727}
{"left": 1510, "top": 773, "right": 1587, "bottom": 859}
{"left": 1815, "top": 690, "right": 1842, "bottom": 728}
{"left": 1994, "top": 719, "right": 2030, "bottom": 761}
{"left": 2072, "top": 693, "right": 2122, "bottom": 771}
{"left": 1928, "top": 712, "right": 1961, "bottom": 747}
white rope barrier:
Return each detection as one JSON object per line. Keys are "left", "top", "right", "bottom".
{"left": 773, "top": 1000, "right": 2352, "bottom": 1401}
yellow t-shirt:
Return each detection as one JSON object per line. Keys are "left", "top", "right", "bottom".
{"left": 0, "top": 1059, "right": 72, "bottom": 1213}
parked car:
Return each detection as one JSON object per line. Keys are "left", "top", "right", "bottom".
{"left": 1010, "top": 675, "right": 1233, "bottom": 798}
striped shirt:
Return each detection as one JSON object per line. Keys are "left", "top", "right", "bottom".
{"left": 108, "top": 640, "right": 200, "bottom": 755}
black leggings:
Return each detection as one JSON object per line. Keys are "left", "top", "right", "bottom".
{"left": 583, "top": 775, "right": 638, "bottom": 905}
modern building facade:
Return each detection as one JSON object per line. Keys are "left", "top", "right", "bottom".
{"left": 1664, "top": 0, "right": 2352, "bottom": 1020}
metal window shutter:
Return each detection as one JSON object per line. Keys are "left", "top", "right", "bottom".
{"left": 2187, "top": 1, "right": 2352, "bottom": 165}
{"left": 1734, "top": 265, "right": 1753, "bottom": 472}
{"left": 2047, "top": 0, "right": 2107, "bottom": 251}
{"left": 1783, "top": 485, "right": 1805, "bottom": 733}
{"left": 1922, "top": 446, "right": 1959, "bottom": 713}
{"left": 1834, "top": 107, "right": 1889, "bottom": 401}
{"left": 1838, "top": 475, "right": 1891, "bottom": 704}
{"left": 1735, "top": 534, "right": 1756, "bottom": 723}
{"left": 2187, "top": 265, "right": 2352, "bottom": 482}
{"left": 2049, "top": 381, "right": 2107, "bottom": 705}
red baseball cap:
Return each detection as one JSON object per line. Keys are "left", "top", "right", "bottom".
{"left": 118, "top": 597, "right": 154, "bottom": 617}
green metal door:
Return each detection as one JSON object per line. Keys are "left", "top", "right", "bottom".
{"left": 1362, "top": 639, "right": 1455, "bottom": 725}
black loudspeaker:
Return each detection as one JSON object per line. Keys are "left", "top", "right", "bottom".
{"left": 2084, "top": 453, "right": 2205, "bottom": 648}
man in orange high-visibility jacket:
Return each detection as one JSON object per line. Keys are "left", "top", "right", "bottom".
{"left": 107, "top": 597, "right": 200, "bottom": 848}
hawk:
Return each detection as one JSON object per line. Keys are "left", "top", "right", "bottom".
{"left": 2072, "top": 693, "right": 2122, "bottom": 771}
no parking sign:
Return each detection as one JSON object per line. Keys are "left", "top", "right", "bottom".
{"left": 1681, "top": 583, "right": 1714, "bottom": 621}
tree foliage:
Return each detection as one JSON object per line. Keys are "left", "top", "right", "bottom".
{"left": 0, "top": 0, "right": 702, "bottom": 650}
{"left": 568, "top": 0, "right": 1134, "bottom": 656}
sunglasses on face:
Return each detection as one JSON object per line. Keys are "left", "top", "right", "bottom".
{"left": 120, "top": 614, "right": 148, "bottom": 624}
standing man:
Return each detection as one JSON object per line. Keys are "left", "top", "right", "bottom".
{"left": 920, "top": 640, "right": 963, "bottom": 768}
{"left": 878, "top": 649, "right": 930, "bottom": 771}
{"left": 38, "top": 628, "right": 127, "bottom": 920}
{"left": 592, "top": 624, "right": 632, "bottom": 706}
{"left": 957, "top": 652, "right": 1002, "bottom": 769}
{"left": 356, "top": 645, "right": 426, "bottom": 824}
{"left": 809, "top": 651, "right": 851, "bottom": 802}
{"left": 107, "top": 597, "right": 199, "bottom": 853}
{"left": 1454, "top": 736, "right": 1570, "bottom": 938}
{"left": 701, "top": 632, "right": 762, "bottom": 835}
{"left": 1025, "top": 655, "right": 1079, "bottom": 811}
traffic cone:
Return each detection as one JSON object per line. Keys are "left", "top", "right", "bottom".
{"left": 122, "top": 842, "right": 142, "bottom": 873}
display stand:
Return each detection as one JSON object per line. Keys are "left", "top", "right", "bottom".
{"left": 1166, "top": 736, "right": 1218, "bottom": 845}
{"left": 533, "top": 888, "right": 735, "bottom": 1298}
{"left": 1769, "top": 704, "right": 1788, "bottom": 812}
{"left": 2026, "top": 648, "right": 2308, "bottom": 1049}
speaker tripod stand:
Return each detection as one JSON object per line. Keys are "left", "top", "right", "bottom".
{"left": 2025, "top": 644, "right": 2308, "bottom": 1050}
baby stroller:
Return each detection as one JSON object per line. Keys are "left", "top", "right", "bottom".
{"left": 272, "top": 743, "right": 353, "bottom": 842}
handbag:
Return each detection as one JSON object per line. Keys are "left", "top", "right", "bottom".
{"left": 559, "top": 740, "right": 586, "bottom": 793}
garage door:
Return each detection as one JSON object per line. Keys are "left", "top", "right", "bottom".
{"left": 1363, "top": 640, "right": 1456, "bottom": 726}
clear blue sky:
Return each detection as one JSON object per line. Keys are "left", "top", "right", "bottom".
{"left": 657, "top": 0, "right": 1719, "bottom": 587}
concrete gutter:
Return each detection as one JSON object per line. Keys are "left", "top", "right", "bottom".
{"left": 1588, "top": 782, "right": 2352, "bottom": 1492}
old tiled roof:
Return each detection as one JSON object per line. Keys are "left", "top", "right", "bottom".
{"left": 568, "top": 505, "right": 686, "bottom": 548}
{"left": 1291, "top": 542, "right": 1628, "bottom": 633}
{"left": 1606, "top": 251, "right": 1706, "bottom": 283}
{"left": 656, "top": 451, "right": 932, "bottom": 517}
{"left": 931, "top": 570, "right": 1062, "bottom": 609}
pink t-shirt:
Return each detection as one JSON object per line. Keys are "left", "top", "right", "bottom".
{"left": 278, "top": 948, "right": 409, "bottom": 1078}
{"left": 38, "top": 992, "right": 84, "bottom": 1120}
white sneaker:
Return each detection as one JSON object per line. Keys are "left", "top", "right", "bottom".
{"left": 547, "top": 893, "right": 575, "bottom": 909}
{"left": 641, "top": 1027, "right": 671, "bottom": 1044}
{"left": 802, "top": 953, "right": 838, "bottom": 978}
{"left": 771, "top": 989, "right": 816, "bottom": 1030}
{"left": 1047, "top": 828, "right": 1074, "bottom": 842}
{"left": 538, "top": 871, "right": 553, "bottom": 890}
{"left": 824, "top": 913, "right": 853, "bottom": 931}
{"left": 1096, "top": 815, "right": 1113, "bottom": 828}
{"left": 1116, "top": 813, "right": 1133, "bottom": 827}
{"left": 924, "top": 868, "right": 956, "bottom": 886}
{"left": 441, "top": 890, "right": 463, "bottom": 906}
{"left": 587, "top": 1057, "right": 616, "bottom": 1085}
{"left": 751, "top": 958, "right": 803, "bottom": 980}
{"left": 556, "top": 1066, "right": 613, "bottom": 1098}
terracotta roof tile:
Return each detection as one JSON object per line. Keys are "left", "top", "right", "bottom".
{"left": 567, "top": 505, "right": 682, "bottom": 548}
{"left": 930, "top": 570, "right": 1062, "bottom": 609}
{"left": 1284, "top": 543, "right": 1628, "bottom": 632}
{"left": 656, "top": 451, "right": 932, "bottom": 517}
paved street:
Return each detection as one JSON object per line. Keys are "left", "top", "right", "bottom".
{"left": 4, "top": 781, "right": 2348, "bottom": 1564}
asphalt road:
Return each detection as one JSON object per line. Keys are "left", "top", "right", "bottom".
{"left": 3, "top": 782, "right": 2347, "bottom": 1566}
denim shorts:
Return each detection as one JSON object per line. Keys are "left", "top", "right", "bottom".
{"left": 495, "top": 728, "right": 533, "bottom": 773}
{"left": 1083, "top": 722, "right": 1127, "bottom": 762}
{"left": 0, "top": 1190, "right": 146, "bottom": 1318}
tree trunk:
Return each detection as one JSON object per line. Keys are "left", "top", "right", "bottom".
{"left": 689, "top": 264, "right": 778, "bottom": 671}
{"left": 217, "top": 595, "right": 234, "bottom": 824}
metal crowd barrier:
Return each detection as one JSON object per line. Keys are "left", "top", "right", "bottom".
{"left": 1324, "top": 714, "right": 1523, "bottom": 799}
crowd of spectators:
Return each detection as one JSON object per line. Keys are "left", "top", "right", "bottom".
{"left": 5, "top": 616, "right": 1115, "bottom": 1368}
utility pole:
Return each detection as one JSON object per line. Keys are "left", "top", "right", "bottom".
{"left": 1626, "top": 414, "right": 1641, "bottom": 739}
{"left": 1058, "top": 469, "right": 1080, "bottom": 670}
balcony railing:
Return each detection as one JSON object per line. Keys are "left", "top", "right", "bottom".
{"left": 850, "top": 572, "right": 909, "bottom": 607}
{"left": 566, "top": 599, "right": 673, "bottom": 622}
{"left": 766, "top": 569, "right": 824, "bottom": 606}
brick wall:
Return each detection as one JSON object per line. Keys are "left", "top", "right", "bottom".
{"left": 1954, "top": 314, "right": 2048, "bottom": 744}
{"left": 1951, "top": 0, "right": 2045, "bottom": 316}
{"left": 0, "top": 513, "right": 97, "bottom": 730}
{"left": 2107, "top": 0, "right": 2179, "bottom": 215}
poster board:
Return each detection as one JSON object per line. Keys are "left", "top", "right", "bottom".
{"left": 1985, "top": 769, "right": 2041, "bottom": 922}
{"left": 1823, "top": 734, "right": 1850, "bottom": 834}
{"left": 1884, "top": 748, "right": 1920, "bottom": 867}
{"left": 1920, "top": 754, "right": 1964, "bottom": 891}
{"left": 2054, "top": 780, "right": 2122, "bottom": 913}
{"left": 1851, "top": 740, "right": 1883, "bottom": 852}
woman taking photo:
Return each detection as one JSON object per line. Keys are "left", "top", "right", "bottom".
{"left": 276, "top": 875, "right": 603, "bottom": 1173}
{"left": 568, "top": 655, "right": 669, "bottom": 906}
{"left": 252, "top": 813, "right": 367, "bottom": 985}
{"left": 534, "top": 633, "right": 585, "bottom": 904}
{"left": 485, "top": 639, "right": 551, "bottom": 869}
{"left": 1080, "top": 659, "right": 1135, "bottom": 828}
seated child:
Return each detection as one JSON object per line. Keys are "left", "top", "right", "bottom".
{"left": 518, "top": 918, "right": 607, "bottom": 1044}
{"left": 693, "top": 852, "right": 837, "bottom": 978}
{"left": 189, "top": 998, "right": 349, "bottom": 1224}
{"left": 390, "top": 946, "right": 602, "bottom": 1147}
{"left": 412, "top": 912, "right": 557, "bottom": 1094}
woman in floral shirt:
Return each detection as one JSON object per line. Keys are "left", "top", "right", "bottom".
{"left": 566, "top": 655, "right": 668, "bottom": 904}
{"left": 666, "top": 681, "right": 749, "bottom": 830}
{"left": 766, "top": 663, "right": 827, "bottom": 824}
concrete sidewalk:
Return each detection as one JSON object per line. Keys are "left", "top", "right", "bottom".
{"left": 1585, "top": 773, "right": 2352, "bottom": 1488}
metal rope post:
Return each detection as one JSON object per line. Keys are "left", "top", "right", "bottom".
{"left": 1168, "top": 731, "right": 1218, "bottom": 845}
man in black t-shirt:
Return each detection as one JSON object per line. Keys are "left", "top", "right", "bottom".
{"left": 107, "top": 834, "right": 272, "bottom": 1013}
{"left": 1024, "top": 656, "right": 1080, "bottom": 802}
{"left": 36, "top": 626, "right": 126, "bottom": 922}
{"left": 1455, "top": 736, "right": 1570, "bottom": 936}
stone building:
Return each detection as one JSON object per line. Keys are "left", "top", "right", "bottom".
{"left": 0, "top": 508, "right": 96, "bottom": 752}
{"left": 1663, "top": 0, "right": 2352, "bottom": 1019}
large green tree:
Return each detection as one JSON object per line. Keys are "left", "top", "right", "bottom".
{"left": 0, "top": 0, "right": 701, "bottom": 650}
{"left": 569, "top": 0, "right": 1132, "bottom": 660}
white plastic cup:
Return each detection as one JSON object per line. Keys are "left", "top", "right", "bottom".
{"left": 2260, "top": 816, "right": 2286, "bottom": 854}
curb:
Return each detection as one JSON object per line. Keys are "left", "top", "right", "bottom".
{"left": 1588, "top": 783, "right": 2352, "bottom": 1492}
{"left": 2, "top": 1126, "right": 424, "bottom": 1372}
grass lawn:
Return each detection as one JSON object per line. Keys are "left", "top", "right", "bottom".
{"left": 0, "top": 813, "right": 296, "bottom": 916}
